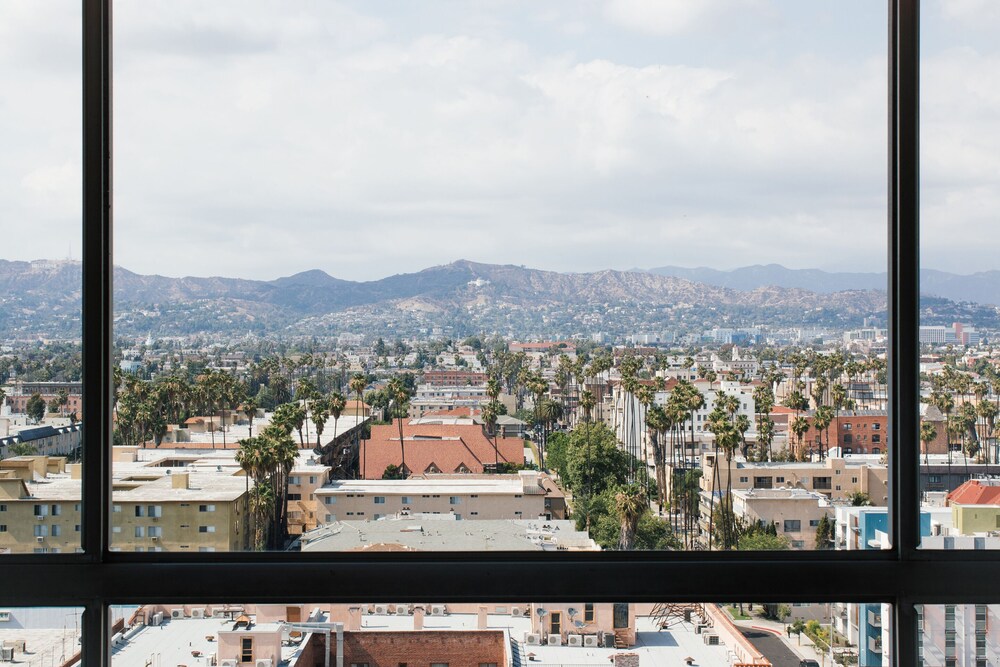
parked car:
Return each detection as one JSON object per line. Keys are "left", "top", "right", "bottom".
{"left": 800, "top": 660, "right": 821, "bottom": 667}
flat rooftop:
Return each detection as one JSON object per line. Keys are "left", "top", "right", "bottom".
{"left": 110, "top": 617, "right": 310, "bottom": 667}
{"left": 316, "top": 476, "right": 533, "bottom": 496}
{"left": 301, "top": 518, "right": 598, "bottom": 552}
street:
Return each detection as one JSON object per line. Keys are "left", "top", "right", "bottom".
{"left": 740, "top": 628, "right": 811, "bottom": 667}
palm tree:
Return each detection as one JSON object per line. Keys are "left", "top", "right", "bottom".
{"left": 791, "top": 416, "right": 810, "bottom": 461}
{"left": 310, "top": 397, "right": 329, "bottom": 449}
{"left": 242, "top": 399, "right": 258, "bottom": 438}
{"left": 814, "top": 406, "right": 834, "bottom": 461}
{"left": 481, "top": 400, "right": 500, "bottom": 471}
{"left": 644, "top": 404, "right": 669, "bottom": 511}
{"left": 387, "top": 377, "right": 412, "bottom": 478}
{"left": 328, "top": 391, "right": 347, "bottom": 447}
{"left": 920, "top": 421, "right": 937, "bottom": 466}
{"left": 537, "top": 398, "right": 564, "bottom": 471}
{"left": 349, "top": 373, "right": 367, "bottom": 476}
{"left": 615, "top": 484, "right": 646, "bottom": 551}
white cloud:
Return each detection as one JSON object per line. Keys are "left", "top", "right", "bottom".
{"left": 603, "top": 0, "right": 725, "bottom": 36}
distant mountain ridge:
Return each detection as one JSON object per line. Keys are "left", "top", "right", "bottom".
{"left": 645, "top": 264, "right": 1000, "bottom": 306}
{"left": 1, "top": 258, "right": 994, "bottom": 338}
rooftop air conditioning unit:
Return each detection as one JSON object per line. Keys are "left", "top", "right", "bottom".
{"left": 213, "top": 609, "right": 227, "bottom": 618}
{"left": 373, "top": 605, "right": 388, "bottom": 615}
{"left": 255, "top": 660, "right": 272, "bottom": 667}
{"left": 583, "top": 635, "right": 599, "bottom": 647}
{"left": 220, "top": 661, "right": 238, "bottom": 667}
{"left": 150, "top": 613, "right": 163, "bottom": 626}
{"left": 524, "top": 633, "right": 541, "bottom": 645}
{"left": 703, "top": 633, "right": 720, "bottom": 645}
{"left": 170, "top": 609, "right": 184, "bottom": 619}
{"left": 430, "top": 605, "right": 446, "bottom": 616}
{"left": 191, "top": 608, "right": 205, "bottom": 619}
{"left": 547, "top": 634, "right": 561, "bottom": 646}
{"left": 0, "top": 647, "right": 14, "bottom": 661}
{"left": 395, "top": 605, "right": 410, "bottom": 616}
{"left": 511, "top": 607, "right": 523, "bottom": 617}
{"left": 567, "top": 635, "right": 583, "bottom": 647}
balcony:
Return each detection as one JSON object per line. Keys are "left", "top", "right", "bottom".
{"left": 868, "top": 609, "right": 882, "bottom": 628}
{"left": 868, "top": 635, "right": 882, "bottom": 654}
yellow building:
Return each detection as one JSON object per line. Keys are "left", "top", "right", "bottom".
{"left": 0, "top": 456, "right": 250, "bottom": 554}
{"left": 947, "top": 479, "right": 1000, "bottom": 535}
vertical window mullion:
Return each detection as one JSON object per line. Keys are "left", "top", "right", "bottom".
{"left": 81, "top": 0, "right": 113, "bottom": 563}
{"left": 888, "top": 0, "right": 921, "bottom": 559}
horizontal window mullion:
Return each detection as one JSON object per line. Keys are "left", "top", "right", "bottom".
{"left": 4, "top": 560, "right": 1000, "bottom": 605}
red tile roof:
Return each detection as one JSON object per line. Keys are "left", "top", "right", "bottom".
{"left": 947, "top": 480, "right": 1000, "bottom": 506}
{"left": 360, "top": 423, "right": 524, "bottom": 479}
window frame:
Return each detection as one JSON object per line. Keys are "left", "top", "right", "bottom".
{"left": 0, "top": 3, "right": 995, "bottom": 667}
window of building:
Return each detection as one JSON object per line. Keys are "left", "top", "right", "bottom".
{"left": 783, "top": 520, "right": 802, "bottom": 533}
{"left": 199, "top": 505, "right": 215, "bottom": 512}
{"left": 1, "top": 7, "right": 994, "bottom": 667}
{"left": 241, "top": 637, "right": 253, "bottom": 662}
{"left": 374, "top": 497, "right": 386, "bottom": 504}
{"left": 584, "top": 603, "right": 595, "bottom": 622}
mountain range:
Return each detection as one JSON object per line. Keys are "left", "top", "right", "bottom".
{"left": 644, "top": 264, "right": 1000, "bottom": 305}
{"left": 0, "top": 259, "right": 996, "bottom": 339}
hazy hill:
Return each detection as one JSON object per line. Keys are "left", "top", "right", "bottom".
{"left": 646, "top": 263, "right": 1000, "bottom": 305}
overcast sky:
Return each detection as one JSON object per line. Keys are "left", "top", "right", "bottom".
{"left": 1, "top": 1, "right": 998, "bottom": 282}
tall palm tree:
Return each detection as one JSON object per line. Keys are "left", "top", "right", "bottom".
{"left": 920, "top": 421, "right": 937, "bottom": 466}
{"left": 615, "top": 484, "right": 646, "bottom": 551}
{"left": 349, "top": 373, "right": 368, "bottom": 476}
{"left": 310, "top": 397, "right": 329, "bottom": 449}
{"left": 328, "top": 391, "right": 347, "bottom": 448}
{"left": 387, "top": 377, "right": 412, "bottom": 478}
{"left": 791, "top": 416, "right": 810, "bottom": 461}
{"left": 242, "top": 399, "right": 258, "bottom": 438}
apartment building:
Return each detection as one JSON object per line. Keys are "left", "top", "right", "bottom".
{"left": 696, "top": 454, "right": 889, "bottom": 504}
{"left": 0, "top": 456, "right": 250, "bottom": 554}
{"left": 728, "top": 487, "right": 832, "bottom": 550}
{"left": 947, "top": 479, "right": 1000, "bottom": 535}
{"left": 315, "top": 471, "right": 565, "bottom": 523}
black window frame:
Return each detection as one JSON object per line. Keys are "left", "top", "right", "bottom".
{"left": 0, "top": 2, "right": 996, "bottom": 666}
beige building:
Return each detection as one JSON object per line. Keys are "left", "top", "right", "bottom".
{"left": 727, "top": 487, "right": 833, "bottom": 550}
{"left": 694, "top": 454, "right": 889, "bottom": 504}
{"left": 314, "top": 470, "right": 565, "bottom": 523}
{"left": 0, "top": 455, "right": 251, "bottom": 554}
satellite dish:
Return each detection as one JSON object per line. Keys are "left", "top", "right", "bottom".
{"left": 574, "top": 620, "right": 586, "bottom": 629}
{"left": 568, "top": 607, "right": 578, "bottom": 617}
{"left": 536, "top": 608, "right": 548, "bottom": 617}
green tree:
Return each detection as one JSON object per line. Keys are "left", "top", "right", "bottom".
{"left": 815, "top": 514, "right": 833, "bottom": 550}
{"left": 7, "top": 442, "right": 39, "bottom": 457}
{"left": 26, "top": 393, "right": 46, "bottom": 423}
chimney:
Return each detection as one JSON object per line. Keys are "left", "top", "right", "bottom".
{"left": 347, "top": 607, "right": 362, "bottom": 632}
{"left": 69, "top": 463, "right": 82, "bottom": 480}
{"left": 477, "top": 605, "right": 488, "bottom": 630}
{"left": 171, "top": 472, "right": 190, "bottom": 489}
{"left": 518, "top": 469, "right": 538, "bottom": 491}
{"left": 413, "top": 606, "right": 425, "bottom": 631}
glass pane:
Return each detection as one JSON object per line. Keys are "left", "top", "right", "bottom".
{"left": 0, "top": 1, "right": 83, "bottom": 555}
{"left": 919, "top": 1, "right": 1000, "bottom": 549}
{"left": 111, "top": 602, "right": 871, "bottom": 666}
{"left": 917, "top": 604, "right": 999, "bottom": 667}
{"left": 112, "top": 0, "right": 887, "bottom": 552}
{"left": 0, "top": 607, "right": 83, "bottom": 664}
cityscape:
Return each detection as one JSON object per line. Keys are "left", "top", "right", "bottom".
{"left": 3, "top": 0, "right": 999, "bottom": 665}
{"left": 2, "top": 258, "right": 1000, "bottom": 664}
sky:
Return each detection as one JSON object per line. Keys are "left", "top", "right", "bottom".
{"left": 0, "top": 1, "right": 998, "bottom": 282}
